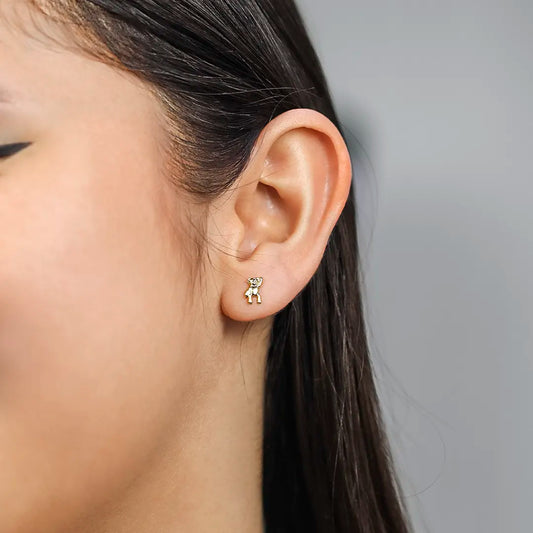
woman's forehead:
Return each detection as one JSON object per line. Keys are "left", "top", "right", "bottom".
{"left": 0, "top": 0, "right": 80, "bottom": 57}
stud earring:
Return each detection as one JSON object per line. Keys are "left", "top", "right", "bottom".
{"left": 244, "top": 276, "right": 263, "bottom": 304}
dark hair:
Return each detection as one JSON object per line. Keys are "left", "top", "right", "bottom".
{"left": 20, "top": 1, "right": 414, "bottom": 531}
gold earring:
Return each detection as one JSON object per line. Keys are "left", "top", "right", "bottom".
{"left": 244, "top": 277, "right": 263, "bottom": 304}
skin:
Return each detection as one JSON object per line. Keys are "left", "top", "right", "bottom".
{"left": 0, "top": 2, "right": 352, "bottom": 532}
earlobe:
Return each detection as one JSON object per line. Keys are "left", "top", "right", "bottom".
{"left": 216, "top": 108, "right": 352, "bottom": 323}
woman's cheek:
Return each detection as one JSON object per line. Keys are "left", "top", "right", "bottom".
{"left": 0, "top": 164, "right": 188, "bottom": 530}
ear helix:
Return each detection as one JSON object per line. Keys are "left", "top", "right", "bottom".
{"left": 244, "top": 276, "right": 263, "bottom": 304}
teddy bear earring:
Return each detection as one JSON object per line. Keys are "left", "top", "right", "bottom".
{"left": 244, "top": 277, "right": 263, "bottom": 304}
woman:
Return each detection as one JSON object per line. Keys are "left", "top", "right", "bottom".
{"left": 0, "top": 1, "right": 413, "bottom": 531}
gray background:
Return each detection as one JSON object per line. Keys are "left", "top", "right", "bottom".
{"left": 297, "top": 1, "right": 532, "bottom": 532}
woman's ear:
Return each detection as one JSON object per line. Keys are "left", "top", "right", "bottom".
{"left": 211, "top": 108, "right": 352, "bottom": 322}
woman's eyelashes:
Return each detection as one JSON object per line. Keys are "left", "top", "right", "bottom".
{"left": 0, "top": 142, "right": 32, "bottom": 159}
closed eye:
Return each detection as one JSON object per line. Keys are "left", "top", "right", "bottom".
{"left": 0, "top": 142, "right": 32, "bottom": 159}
